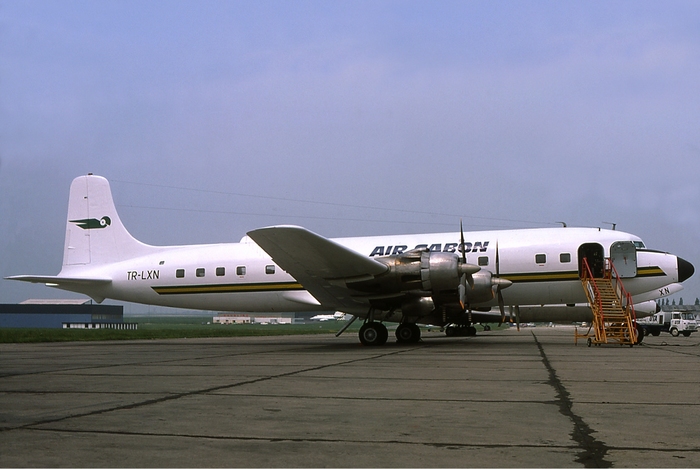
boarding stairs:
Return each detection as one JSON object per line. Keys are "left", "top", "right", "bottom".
{"left": 575, "top": 257, "right": 638, "bottom": 347}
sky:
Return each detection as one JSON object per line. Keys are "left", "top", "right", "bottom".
{"left": 2, "top": 0, "right": 700, "bottom": 311}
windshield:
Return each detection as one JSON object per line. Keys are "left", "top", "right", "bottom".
{"left": 633, "top": 241, "right": 645, "bottom": 249}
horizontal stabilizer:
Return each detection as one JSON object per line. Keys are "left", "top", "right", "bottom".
{"left": 6, "top": 275, "right": 112, "bottom": 286}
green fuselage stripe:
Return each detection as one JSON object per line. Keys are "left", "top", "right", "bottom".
{"left": 151, "top": 266, "right": 665, "bottom": 295}
{"left": 503, "top": 266, "right": 664, "bottom": 283}
{"left": 153, "top": 282, "right": 304, "bottom": 295}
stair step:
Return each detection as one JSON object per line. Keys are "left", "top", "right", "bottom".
{"left": 581, "top": 270, "right": 636, "bottom": 345}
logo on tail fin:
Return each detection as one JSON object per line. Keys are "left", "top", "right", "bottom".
{"left": 70, "top": 216, "right": 112, "bottom": 230}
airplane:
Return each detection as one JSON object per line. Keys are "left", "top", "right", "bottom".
{"left": 7, "top": 174, "right": 695, "bottom": 345}
{"left": 310, "top": 312, "right": 347, "bottom": 321}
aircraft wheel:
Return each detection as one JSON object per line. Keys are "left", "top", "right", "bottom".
{"left": 359, "top": 323, "right": 388, "bottom": 346}
{"left": 467, "top": 326, "right": 477, "bottom": 336}
{"left": 445, "top": 326, "right": 456, "bottom": 337}
{"left": 378, "top": 323, "right": 389, "bottom": 344}
{"left": 395, "top": 323, "right": 421, "bottom": 343}
{"left": 483, "top": 325, "right": 491, "bottom": 331}
{"left": 411, "top": 323, "right": 421, "bottom": 341}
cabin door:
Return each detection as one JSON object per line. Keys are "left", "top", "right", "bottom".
{"left": 610, "top": 241, "right": 637, "bottom": 278}
{"left": 578, "top": 243, "right": 604, "bottom": 278}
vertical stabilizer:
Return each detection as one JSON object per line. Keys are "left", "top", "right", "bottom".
{"left": 63, "top": 174, "right": 153, "bottom": 266}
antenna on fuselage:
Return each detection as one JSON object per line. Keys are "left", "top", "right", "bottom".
{"left": 556, "top": 221, "right": 567, "bottom": 228}
{"left": 603, "top": 221, "right": 617, "bottom": 230}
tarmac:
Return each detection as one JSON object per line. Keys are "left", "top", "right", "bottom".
{"left": 1, "top": 326, "right": 699, "bottom": 468}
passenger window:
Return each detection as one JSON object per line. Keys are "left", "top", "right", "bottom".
{"left": 216, "top": 267, "right": 225, "bottom": 276}
{"left": 236, "top": 266, "right": 246, "bottom": 276}
{"left": 560, "top": 253, "right": 571, "bottom": 263}
{"left": 265, "top": 265, "right": 275, "bottom": 275}
{"left": 535, "top": 254, "right": 547, "bottom": 264}
{"left": 196, "top": 268, "right": 205, "bottom": 277}
{"left": 176, "top": 269, "right": 185, "bottom": 278}
{"left": 478, "top": 256, "right": 489, "bottom": 266}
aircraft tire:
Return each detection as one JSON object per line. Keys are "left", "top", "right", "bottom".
{"left": 395, "top": 323, "right": 421, "bottom": 343}
{"left": 378, "top": 323, "right": 389, "bottom": 344}
{"left": 410, "top": 323, "right": 421, "bottom": 342}
{"left": 359, "top": 323, "right": 388, "bottom": 346}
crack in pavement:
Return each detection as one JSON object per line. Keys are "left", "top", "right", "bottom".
{"left": 533, "top": 332, "right": 612, "bottom": 468}
{"left": 1, "top": 344, "right": 421, "bottom": 432}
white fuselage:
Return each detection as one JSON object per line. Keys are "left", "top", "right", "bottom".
{"left": 10, "top": 175, "right": 691, "bottom": 328}
{"left": 57, "top": 227, "right": 681, "bottom": 317}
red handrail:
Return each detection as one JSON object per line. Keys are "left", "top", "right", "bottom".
{"left": 581, "top": 257, "right": 604, "bottom": 320}
{"left": 606, "top": 259, "right": 637, "bottom": 325}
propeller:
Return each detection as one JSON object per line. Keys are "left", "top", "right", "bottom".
{"left": 494, "top": 241, "right": 512, "bottom": 325}
{"left": 458, "top": 220, "right": 478, "bottom": 310}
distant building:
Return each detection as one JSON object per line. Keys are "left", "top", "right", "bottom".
{"left": 213, "top": 312, "right": 294, "bottom": 325}
{"left": 0, "top": 299, "right": 135, "bottom": 329}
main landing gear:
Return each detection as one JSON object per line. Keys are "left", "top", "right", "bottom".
{"left": 358, "top": 321, "right": 422, "bottom": 345}
{"left": 395, "top": 323, "right": 421, "bottom": 344}
{"left": 359, "top": 322, "right": 388, "bottom": 346}
{"left": 444, "top": 324, "right": 477, "bottom": 337}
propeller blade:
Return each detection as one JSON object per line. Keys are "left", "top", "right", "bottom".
{"left": 498, "top": 288, "right": 505, "bottom": 324}
{"left": 459, "top": 220, "right": 467, "bottom": 310}
{"left": 460, "top": 220, "right": 466, "bottom": 264}
{"left": 459, "top": 220, "right": 475, "bottom": 289}
{"left": 495, "top": 240, "right": 500, "bottom": 277}
{"left": 494, "top": 241, "right": 510, "bottom": 324}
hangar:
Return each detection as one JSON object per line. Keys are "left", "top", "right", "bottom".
{"left": 0, "top": 299, "right": 135, "bottom": 329}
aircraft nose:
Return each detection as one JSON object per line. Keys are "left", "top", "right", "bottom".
{"left": 677, "top": 257, "right": 695, "bottom": 283}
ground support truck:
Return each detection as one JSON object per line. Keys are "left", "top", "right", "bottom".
{"left": 638, "top": 311, "right": 698, "bottom": 337}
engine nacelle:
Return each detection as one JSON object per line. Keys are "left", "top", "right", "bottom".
{"left": 401, "top": 297, "right": 436, "bottom": 317}
{"left": 420, "top": 251, "right": 463, "bottom": 292}
{"left": 369, "top": 249, "right": 480, "bottom": 296}
{"left": 467, "top": 271, "right": 497, "bottom": 304}
{"left": 349, "top": 249, "right": 501, "bottom": 314}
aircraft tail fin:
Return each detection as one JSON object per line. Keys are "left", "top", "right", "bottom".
{"left": 63, "top": 174, "right": 154, "bottom": 266}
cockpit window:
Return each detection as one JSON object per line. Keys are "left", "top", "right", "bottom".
{"left": 633, "top": 241, "right": 645, "bottom": 249}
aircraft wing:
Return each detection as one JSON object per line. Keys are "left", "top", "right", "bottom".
{"left": 247, "top": 225, "right": 388, "bottom": 312}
